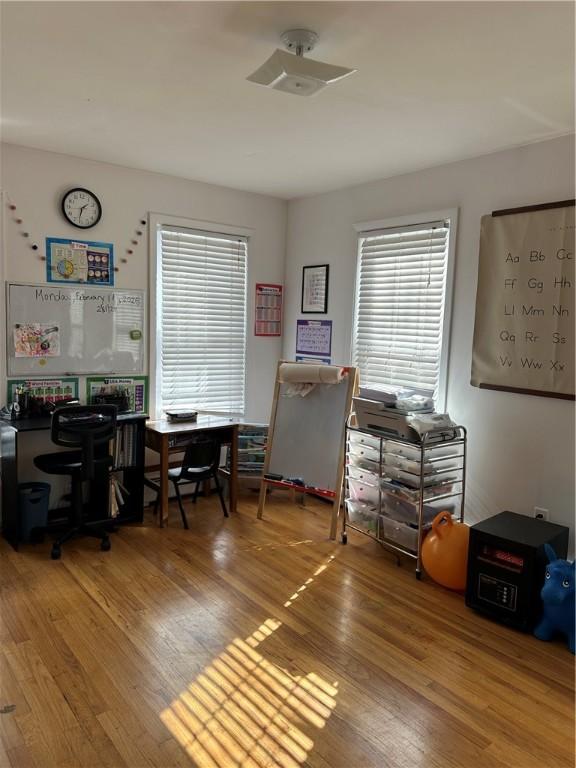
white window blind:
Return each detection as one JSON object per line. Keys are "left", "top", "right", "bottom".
{"left": 158, "top": 226, "right": 247, "bottom": 415}
{"left": 353, "top": 219, "right": 451, "bottom": 399}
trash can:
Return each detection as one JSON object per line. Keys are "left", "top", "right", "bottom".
{"left": 19, "top": 482, "right": 51, "bottom": 543}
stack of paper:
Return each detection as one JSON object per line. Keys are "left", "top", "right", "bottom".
{"left": 358, "top": 385, "right": 415, "bottom": 404}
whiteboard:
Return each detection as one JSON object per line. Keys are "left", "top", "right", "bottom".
{"left": 267, "top": 379, "right": 352, "bottom": 492}
{"left": 7, "top": 282, "right": 145, "bottom": 375}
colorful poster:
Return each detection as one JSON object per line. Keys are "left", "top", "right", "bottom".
{"left": 46, "top": 237, "right": 114, "bottom": 286}
{"left": 296, "top": 319, "right": 332, "bottom": 357}
{"left": 86, "top": 376, "right": 148, "bottom": 413}
{"left": 255, "top": 283, "right": 283, "bottom": 336}
{"left": 7, "top": 377, "right": 79, "bottom": 405}
{"left": 13, "top": 323, "right": 60, "bottom": 357}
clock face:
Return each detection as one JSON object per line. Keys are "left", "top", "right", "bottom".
{"left": 61, "top": 187, "right": 102, "bottom": 228}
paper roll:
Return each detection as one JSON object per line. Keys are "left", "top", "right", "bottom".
{"left": 279, "top": 363, "right": 345, "bottom": 385}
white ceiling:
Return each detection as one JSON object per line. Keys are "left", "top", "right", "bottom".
{"left": 1, "top": 1, "right": 574, "bottom": 199}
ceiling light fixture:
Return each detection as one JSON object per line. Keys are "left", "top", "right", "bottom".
{"left": 246, "top": 29, "right": 356, "bottom": 97}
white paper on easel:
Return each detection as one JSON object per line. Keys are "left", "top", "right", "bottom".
{"left": 268, "top": 376, "right": 352, "bottom": 491}
{"left": 279, "top": 362, "right": 345, "bottom": 384}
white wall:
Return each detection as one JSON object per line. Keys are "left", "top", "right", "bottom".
{"left": 0, "top": 143, "right": 286, "bottom": 421}
{"left": 2, "top": 138, "right": 574, "bottom": 545}
{"left": 283, "top": 135, "right": 575, "bottom": 550}
{"left": 0, "top": 143, "right": 286, "bottom": 503}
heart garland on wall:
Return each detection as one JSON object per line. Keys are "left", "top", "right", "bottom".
{"left": 122, "top": 219, "right": 147, "bottom": 266}
{"left": 5, "top": 197, "right": 147, "bottom": 273}
{"left": 6, "top": 201, "right": 44, "bottom": 259}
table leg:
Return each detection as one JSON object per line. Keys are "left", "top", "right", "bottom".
{"left": 159, "top": 438, "right": 169, "bottom": 527}
{"left": 229, "top": 425, "right": 238, "bottom": 514}
{"left": 329, "top": 495, "right": 340, "bottom": 541}
{"left": 257, "top": 480, "right": 267, "bottom": 519}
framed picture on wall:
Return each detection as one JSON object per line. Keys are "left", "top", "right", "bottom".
{"left": 301, "top": 264, "right": 329, "bottom": 314}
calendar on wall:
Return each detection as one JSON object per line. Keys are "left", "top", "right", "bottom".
{"left": 296, "top": 319, "right": 332, "bottom": 357}
{"left": 255, "top": 283, "right": 283, "bottom": 336}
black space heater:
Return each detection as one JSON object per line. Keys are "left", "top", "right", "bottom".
{"left": 465, "top": 511, "right": 569, "bottom": 631}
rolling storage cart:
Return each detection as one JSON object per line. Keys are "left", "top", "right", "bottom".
{"left": 342, "top": 421, "right": 467, "bottom": 579}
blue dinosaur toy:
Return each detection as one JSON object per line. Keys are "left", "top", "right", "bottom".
{"left": 534, "top": 543, "right": 575, "bottom": 654}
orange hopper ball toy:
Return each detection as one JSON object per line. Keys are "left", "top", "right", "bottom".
{"left": 422, "top": 511, "right": 470, "bottom": 591}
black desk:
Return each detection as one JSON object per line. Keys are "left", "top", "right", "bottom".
{"left": 0, "top": 413, "right": 147, "bottom": 550}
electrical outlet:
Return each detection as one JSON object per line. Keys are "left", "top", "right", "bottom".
{"left": 533, "top": 506, "right": 549, "bottom": 522}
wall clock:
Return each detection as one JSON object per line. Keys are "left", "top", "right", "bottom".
{"left": 61, "top": 187, "right": 102, "bottom": 229}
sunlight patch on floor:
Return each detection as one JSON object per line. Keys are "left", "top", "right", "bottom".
{"left": 161, "top": 550, "right": 341, "bottom": 766}
{"left": 161, "top": 617, "right": 338, "bottom": 767}
{"left": 284, "top": 553, "right": 337, "bottom": 608}
{"left": 240, "top": 539, "right": 315, "bottom": 552}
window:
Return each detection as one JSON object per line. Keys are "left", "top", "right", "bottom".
{"left": 153, "top": 221, "right": 248, "bottom": 416}
{"left": 352, "top": 210, "right": 456, "bottom": 408}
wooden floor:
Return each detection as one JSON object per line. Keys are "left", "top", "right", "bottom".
{"left": 0, "top": 494, "right": 574, "bottom": 768}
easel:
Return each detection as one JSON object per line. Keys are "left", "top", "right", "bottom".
{"left": 257, "top": 361, "right": 358, "bottom": 540}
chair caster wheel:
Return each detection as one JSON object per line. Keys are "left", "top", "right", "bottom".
{"left": 100, "top": 538, "right": 111, "bottom": 552}
{"left": 416, "top": 570, "right": 422, "bottom": 580}
{"left": 341, "top": 533, "right": 348, "bottom": 545}
{"left": 51, "top": 545, "right": 61, "bottom": 560}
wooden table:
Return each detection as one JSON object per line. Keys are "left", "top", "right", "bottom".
{"left": 145, "top": 416, "right": 239, "bottom": 526}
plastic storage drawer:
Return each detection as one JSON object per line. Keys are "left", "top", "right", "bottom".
{"left": 348, "top": 431, "right": 382, "bottom": 451}
{"left": 346, "top": 500, "right": 379, "bottom": 534}
{"left": 347, "top": 477, "right": 380, "bottom": 506}
{"left": 380, "top": 494, "right": 436, "bottom": 526}
{"left": 380, "top": 516, "right": 420, "bottom": 552}
{"left": 347, "top": 465, "right": 379, "bottom": 485}
{"left": 348, "top": 443, "right": 380, "bottom": 472}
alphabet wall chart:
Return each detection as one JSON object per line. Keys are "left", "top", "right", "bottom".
{"left": 471, "top": 201, "right": 574, "bottom": 399}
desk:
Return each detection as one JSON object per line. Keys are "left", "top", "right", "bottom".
{"left": 145, "top": 417, "right": 239, "bottom": 526}
{"left": 0, "top": 413, "right": 147, "bottom": 550}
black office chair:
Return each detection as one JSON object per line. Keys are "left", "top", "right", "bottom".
{"left": 34, "top": 405, "right": 117, "bottom": 560}
{"left": 157, "top": 438, "right": 228, "bottom": 529}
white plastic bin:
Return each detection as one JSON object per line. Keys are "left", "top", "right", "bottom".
{"left": 348, "top": 443, "right": 380, "bottom": 472}
{"left": 348, "top": 431, "right": 382, "bottom": 451}
{"left": 346, "top": 499, "right": 379, "bottom": 534}
{"left": 384, "top": 439, "right": 457, "bottom": 462}
{"left": 347, "top": 477, "right": 380, "bottom": 506}
{"left": 380, "top": 516, "right": 420, "bottom": 552}
{"left": 347, "top": 465, "right": 379, "bottom": 485}
{"left": 380, "top": 493, "right": 453, "bottom": 526}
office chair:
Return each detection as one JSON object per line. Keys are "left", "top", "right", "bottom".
{"left": 34, "top": 405, "right": 117, "bottom": 559}
{"left": 156, "top": 437, "right": 228, "bottom": 529}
